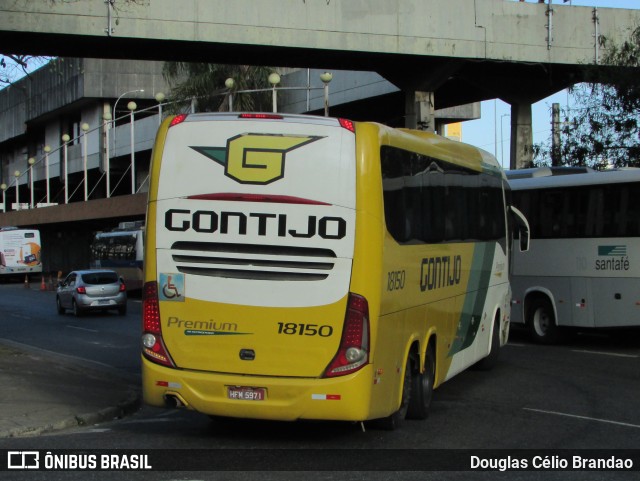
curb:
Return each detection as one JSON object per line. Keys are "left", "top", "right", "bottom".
{"left": 0, "top": 389, "right": 141, "bottom": 438}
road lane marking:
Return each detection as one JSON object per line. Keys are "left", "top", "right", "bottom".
{"left": 524, "top": 407, "right": 640, "bottom": 429}
{"left": 67, "top": 325, "right": 99, "bottom": 333}
{"left": 572, "top": 349, "right": 638, "bottom": 358}
{"left": 9, "top": 313, "right": 31, "bottom": 320}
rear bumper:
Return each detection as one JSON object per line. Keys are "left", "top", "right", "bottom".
{"left": 142, "top": 357, "right": 374, "bottom": 422}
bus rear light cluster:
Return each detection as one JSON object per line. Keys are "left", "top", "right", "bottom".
{"left": 141, "top": 281, "right": 175, "bottom": 368}
{"left": 169, "top": 114, "right": 188, "bottom": 127}
{"left": 323, "top": 293, "right": 370, "bottom": 378}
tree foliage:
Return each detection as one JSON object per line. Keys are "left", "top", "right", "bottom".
{"left": 534, "top": 27, "right": 640, "bottom": 169}
{"left": 162, "top": 63, "right": 274, "bottom": 113}
{"left": 0, "top": 55, "right": 50, "bottom": 88}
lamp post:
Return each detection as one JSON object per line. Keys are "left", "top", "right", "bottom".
{"left": 102, "top": 112, "right": 111, "bottom": 198}
{"left": 113, "top": 89, "right": 144, "bottom": 160}
{"left": 320, "top": 72, "right": 333, "bottom": 117}
{"left": 28, "top": 157, "right": 35, "bottom": 209}
{"left": 500, "top": 113, "right": 510, "bottom": 168}
{"left": 225, "top": 78, "right": 235, "bottom": 112}
{"left": 43, "top": 145, "right": 51, "bottom": 204}
{"left": 14, "top": 170, "right": 20, "bottom": 210}
{"left": 61, "top": 134, "right": 70, "bottom": 204}
{"left": 128, "top": 101, "right": 137, "bottom": 194}
{"left": 268, "top": 73, "right": 281, "bottom": 113}
{"left": 0, "top": 183, "right": 6, "bottom": 213}
{"left": 81, "top": 122, "right": 90, "bottom": 201}
{"left": 155, "top": 92, "right": 165, "bottom": 125}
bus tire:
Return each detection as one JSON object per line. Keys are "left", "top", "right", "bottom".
{"left": 474, "top": 314, "right": 501, "bottom": 370}
{"left": 527, "top": 297, "right": 559, "bottom": 344}
{"left": 407, "top": 346, "right": 434, "bottom": 420}
{"left": 56, "top": 296, "right": 65, "bottom": 315}
{"left": 370, "top": 357, "right": 412, "bottom": 430}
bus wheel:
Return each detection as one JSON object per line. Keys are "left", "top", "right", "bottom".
{"left": 407, "top": 347, "right": 434, "bottom": 420}
{"left": 528, "top": 297, "right": 559, "bottom": 344}
{"left": 370, "top": 357, "right": 412, "bottom": 430}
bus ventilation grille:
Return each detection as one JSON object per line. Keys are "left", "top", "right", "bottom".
{"left": 170, "top": 241, "right": 336, "bottom": 281}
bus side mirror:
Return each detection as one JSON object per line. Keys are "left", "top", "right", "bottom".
{"left": 510, "top": 205, "right": 530, "bottom": 252}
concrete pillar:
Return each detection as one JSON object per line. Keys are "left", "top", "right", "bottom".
{"left": 404, "top": 91, "right": 435, "bottom": 131}
{"left": 509, "top": 102, "right": 534, "bottom": 170}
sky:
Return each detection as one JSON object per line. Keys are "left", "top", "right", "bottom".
{"left": 461, "top": 0, "right": 640, "bottom": 167}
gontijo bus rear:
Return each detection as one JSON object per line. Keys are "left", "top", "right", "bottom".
{"left": 142, "top": 112, "right": 522, "bottom": 428}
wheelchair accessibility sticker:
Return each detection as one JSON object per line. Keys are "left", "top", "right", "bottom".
{"left": 159, "top": 273, "right": 185, "bottom": 302}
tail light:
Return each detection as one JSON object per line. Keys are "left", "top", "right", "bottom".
{"left": 338, "top": 118, "right": 355, "bottom": 132}
{"left": 119, "top": 283, "right": 126, "bottom": 292}
{"left": 323, "top": 293, "right": 370, "bottom": 378}
{"left": 141, "top": 281, "right": 175, "bottom": 367}
{"left": 76, "top": 286, "right": 86, "bottom": 294}
{"left": 169, "top": 114, "right": 188, "bottom": 127}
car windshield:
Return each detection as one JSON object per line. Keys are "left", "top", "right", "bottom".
{"left": 81, "top": 272, "right": 119, "bottom": 285}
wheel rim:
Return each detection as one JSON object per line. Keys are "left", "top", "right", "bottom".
{"left": 533, "top": 307, "right": 550, "bottom": 337}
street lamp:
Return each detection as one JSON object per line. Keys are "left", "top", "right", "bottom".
{"left": 43, "top": 145, "right": 51, "bottom": 204}
{"left": 225, "top": 78, "right": 235, "bottom": 112}
{"left": 61, "top": 134, "right": 70, "bottom": 204}
{"left": 28, "top": 157, "right": 36, "bottom": 209}
{"left": 128, "top": 101, "right": 137, "bottom": 194}
{"left": 0, "top": 183, "right": 6, "bottom": 213}
{"left": 102, "top": 112, "right": 111, "bottom": 198}
{"left": 320, "top": 72, "right": 333, "bottom": 117}
{"left": 155, "top": 92, "right": 165, "bottom": 125}
{"left": 113, "top": 89, "right": 144, "bottom": 125}
{"left": 113, "top": 89, "right": 144, "bottom": 161}
{"left": 500, "top": 114, "right": 510, "bottom": 169}
{"left": 268, "top": 73, "right": 281, "bottom": 113}
{"left": 14, "top": 170, "right": 21, "bottom": 210}
{"left": 81, "top": 123, "right": 90, "bottom": 201}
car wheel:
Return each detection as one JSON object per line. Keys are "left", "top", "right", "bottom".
{"left": 118, "top": 304, "right": 127, "bottom": 316}
{"left": 72, "top": 299, "right": 83, "bottom": 317}
{"left": 527, "top": 297, "right": 559, "bottom": 344}
{"left": 56, "top": 296, "right": 65, "bottom": 315}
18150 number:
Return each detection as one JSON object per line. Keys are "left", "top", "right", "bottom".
{"left": 277, "top": 323, "right": 333, "bottom": 337}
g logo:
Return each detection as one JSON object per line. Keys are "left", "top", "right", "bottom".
{"left": 192, "top": 134, "right": 322, "bottom": 185}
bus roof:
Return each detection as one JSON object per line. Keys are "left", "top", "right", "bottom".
{"left": 507, "top": 167, "right": 640, "bottom": 190}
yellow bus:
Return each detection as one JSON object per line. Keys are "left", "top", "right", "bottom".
{"left": 141, "top": 113, "right": 528, "bottom": 429}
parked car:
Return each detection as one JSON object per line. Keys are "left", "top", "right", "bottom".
{"left": 56, "top": 269, "right": 127, "bottom": 316}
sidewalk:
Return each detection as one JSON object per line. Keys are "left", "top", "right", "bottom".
{"left": 0, "top": 342, "right": 140, "bottom": 438}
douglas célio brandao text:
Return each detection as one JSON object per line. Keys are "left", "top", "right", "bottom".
{"left": 470, "top": 455, "right": 634, "bottom": 471}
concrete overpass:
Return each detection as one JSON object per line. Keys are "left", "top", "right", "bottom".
{"left": 2, "top": 0, "right": 640, "bottom": 168}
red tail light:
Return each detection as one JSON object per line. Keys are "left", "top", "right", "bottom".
{"left": 76, "top": 286, "right": 86, "bottom": 294}
{"left": 239, "top": 113, "right": 283, "bottom": 120}
{"left": 323, "top": 293, "right": 370, "bottom": 378}
{"left": 141, "top": 281, "right": 175, "bottom": 367}
{"left": 119, "top": 283, "right": 126, "bottom": 292}
{"left": 169, "top": 114, "right": 188, "bottom": 127}
{"left": 338, "top": 118, "right": 355, "bottom": 132}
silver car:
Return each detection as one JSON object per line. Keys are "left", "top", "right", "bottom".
{"left": 56, "top": 269, "right": 127, "bottom": 316}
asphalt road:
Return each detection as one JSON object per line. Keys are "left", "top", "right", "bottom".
{"left": 1, "top": 281, "right": 639, "bottom": 480}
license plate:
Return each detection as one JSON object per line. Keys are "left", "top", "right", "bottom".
{"left": 227, "top": 386, "right": 266, "bottom": 401}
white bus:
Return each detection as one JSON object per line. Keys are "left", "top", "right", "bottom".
{"left": 507, "top": 166, "right": 640, "bottom": 343}
{"left": 90, "top": 221, "right": 145, "bottom": 290}
{"left": 0, "top": 227, "right": 42, "bottom": 277}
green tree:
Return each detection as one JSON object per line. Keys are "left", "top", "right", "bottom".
{"left": 0, "top": 55, "right": 50, "bottom": 88}
{"left": 534, "top": 26, "right": 640, "bottom": 169}
{"left": 162, "top": 63, "right": 274, "bottom": 113}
